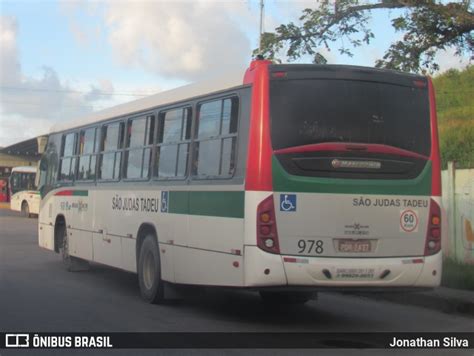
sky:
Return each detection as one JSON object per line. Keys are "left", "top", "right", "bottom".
{"left": 0, "top": 0, "right": 471, "bottom": 147}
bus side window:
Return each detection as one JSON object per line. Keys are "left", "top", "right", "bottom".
{"left": 77, "top": 127, "right": 99, "bottom": 181}
{"left": 59, "top": 132, "right": 78, "bottom": 181}
{"left": 26, "top": 172, "right": 35, "bottom": 190}
{"left": 193, "top": 96, "right": 239, "bottom": 178}
{"left": 10, "top": 173, "right": 18, "bottom": 194}
{"left": 124, "top": 115, "right": 154, "bottom": 180}
{"left": 154, "top": 107, "right": 191, "bottom": 179}
{"left": 98, "top": 122, "right": 124, "bottom": 181}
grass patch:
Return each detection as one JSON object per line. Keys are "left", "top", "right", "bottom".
{"left": 433, "top": 66, "right": 474, "bottom": 169}
{"left": 439, "top": 120, "right": 474, "bottom": 169}
{"left": 441, "top": 257, "right": 474, "bottom": 291}
{"left": 434, "top": 66, "right": 474, "bottom": 124}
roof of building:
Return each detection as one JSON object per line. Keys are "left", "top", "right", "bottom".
{"left": 11, "top": 166, "right": 37, "bottom": 173}
{"left": 0, "top": 137, "right": 41, "bottom": 157}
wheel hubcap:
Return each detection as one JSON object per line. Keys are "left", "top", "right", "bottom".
{"left": 143, "top": 251, "right": 155, "bottom": 290}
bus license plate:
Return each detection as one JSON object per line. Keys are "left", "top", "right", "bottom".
{"left": 335, "top": 268, "right": 375, "bottom": 279}
{"left": 338, "top": 240, "right": 371, "bottom": 253}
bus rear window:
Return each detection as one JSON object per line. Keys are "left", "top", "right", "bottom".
{"left": 270, "top": 79, "right": 431, "bottom": 157}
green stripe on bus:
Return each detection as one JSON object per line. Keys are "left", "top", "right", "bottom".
{"left": 168, "top": 191, "right": 188, "bottom": 214}
{"left": 272, "top": 156, "right": 432, "bottom": 196}
{"left": 54, "top": 189, "right": 89, "bottom": 197}
{"left": 169, "top": 191, "right": 245, "bottom": 218}
{"left": 73, "top": 190, "right": 89, "bottom": 196}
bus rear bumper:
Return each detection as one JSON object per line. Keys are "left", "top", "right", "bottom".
{"left": 244, "top": 246, "right": 442, "bottom": 288}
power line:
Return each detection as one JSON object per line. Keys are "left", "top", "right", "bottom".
{"left": 0, "top": 100, "right": 110, "bottom": 110}
{"left": 0, "top": 85, "right": 158, "bottom": 97}
{"left": 1, "top": 85, "right": 471, "bottom": 97}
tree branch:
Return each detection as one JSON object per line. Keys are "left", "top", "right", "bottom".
{"left": 258, "top": 1, "right": 474, "bottom": 72}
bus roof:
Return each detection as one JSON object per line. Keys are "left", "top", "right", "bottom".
{"left": 51, "top": 71, "right": 245, "bottom": 134}
{"left": 11, "top": 166, "right": 37, "bottom": 173}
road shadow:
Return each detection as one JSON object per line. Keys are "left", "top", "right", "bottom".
{"left": 60, "top": 261, "right": 360, "bottom": 330}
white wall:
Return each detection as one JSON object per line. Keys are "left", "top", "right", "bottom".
{"left": 441, "top": 165, "right": 474, "bottom": 264}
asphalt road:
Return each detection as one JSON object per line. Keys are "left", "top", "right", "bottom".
{"left": 0, "top": 208, "right": 472, "bottom": 355}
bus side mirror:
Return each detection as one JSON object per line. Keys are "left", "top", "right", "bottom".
{"left": 36, "top": 158, "right": 48, "bottom": 189}
{"left": 39, "top": 157, "right": 48, "bottom": 171}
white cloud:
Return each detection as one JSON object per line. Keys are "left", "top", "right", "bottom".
{"left": 64, "top": 1, "right": 330, "bottom": 81}
{"left": 69, "top": 19, "right": 89, "bottom": 46}
{"left": 0, "top": 115, "right": 54, "bottom": 148}
{"left": 93, "top": 0, "right": 253, "bottom": 81}
{"left": 0, "top": 16, "right": 119, "bottom": 146}
{"left": 0, "top": 16, "right": 21, "bottom": 86}
{"left": 83, "top": 79, "right": 115, "bottom": 101}
{"left": 435, "top": 47, "right": 471, "bottom": 73}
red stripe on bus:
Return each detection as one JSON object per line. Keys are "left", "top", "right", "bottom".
{"left": 55, "top": 190, "right": 74, "bottom": 196}
{"left": 273, "top": 142, "right": 429, "bottom": 160}
{"left": 428, "top": 77, "right": 442, "bottom": 197}
{"left": 244, "top": 59, "right": 274, "bottom": 191}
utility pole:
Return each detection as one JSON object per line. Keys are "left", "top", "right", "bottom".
{"left": 259, "top": 0, "right": 265, "bottom": 53}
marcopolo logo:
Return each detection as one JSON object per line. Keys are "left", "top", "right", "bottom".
{"left": 331, "top": 159, "right": 381, "bottom": 170}
{"left": 5, "top": 334, "right": 29, "bottom": 348}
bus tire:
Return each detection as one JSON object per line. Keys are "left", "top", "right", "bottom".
{"left": 138, "top": 234, "right": 165, "bottom": 304}
{"left": 58, "top": 224, "right": 89, "bottom": 272}
{"left": 21, "top": 201, "right": 31, "bottom": 218}
{"left": 259, "top": 291, "right": 316, "bottom": 305}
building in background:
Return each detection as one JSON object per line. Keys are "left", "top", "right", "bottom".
{"left": 0, "top": 136, "right": 47, "bottom": 202}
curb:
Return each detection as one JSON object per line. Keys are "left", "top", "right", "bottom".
{"left": 355, "top": 290, "right": 474, "bottom": 317}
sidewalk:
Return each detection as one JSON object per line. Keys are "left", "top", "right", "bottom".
{"left": 356, "top": 287, "right": 474, "bottom": 317}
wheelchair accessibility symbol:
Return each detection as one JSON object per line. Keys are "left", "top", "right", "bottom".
{"left": 280, "top": 194, "right": 297, "bottom": 212}
{"left": 161, "top": 191, "right": 169, "bottom": 213}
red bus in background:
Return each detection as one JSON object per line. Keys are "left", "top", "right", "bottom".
{"left": 0, "top": 178, "right": 8, "bottom": 202}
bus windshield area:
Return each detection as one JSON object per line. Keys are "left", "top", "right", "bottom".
{"left": 270, "top": 79, "right": 431, "bottom": 157}
{"left": 10, "top": 172, "right": 36, "bottom": 195}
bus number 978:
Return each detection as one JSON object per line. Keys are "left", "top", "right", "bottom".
{"left": 298, "top": 239, "right": 324, "bottom": 254}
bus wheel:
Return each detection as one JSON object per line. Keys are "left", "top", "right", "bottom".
{"left": 58, "top": 224, "right": 89, "bottom": 272}
{"left": 259, "top": 291, "right": 316, "bottom": 305}
{"left": 138, "top": 234, "right": 165, "bottom": 304}
{"left": 21, "top": 201, "right": 31, "bottom": 218}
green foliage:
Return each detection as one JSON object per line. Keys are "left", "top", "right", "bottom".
{"left": 257, "top": 1, "right": 474, "bottom": 73}
{"left": 434, "top": 65, "right": 474, "bottom": 169}
{"left": 433, "top": 66, "right": 474, "bottom": 122}
{"left": 441, "top": 257, "right": 474, "bottom": 291}
{"left": 439, "top": 121, "right": 474, "bottom": 169}
{"left": 376, "top": 2, "right": 474, "bottom": 72}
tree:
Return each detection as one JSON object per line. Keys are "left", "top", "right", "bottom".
{"left": 257, "top": 0, "right": 474, "bottom": 73}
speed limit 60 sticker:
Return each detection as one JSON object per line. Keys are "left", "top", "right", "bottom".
{"left": 400, "top": 209, "right": 419, "bottom": 233}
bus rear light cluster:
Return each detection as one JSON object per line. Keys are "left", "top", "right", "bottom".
{"left": 256, "top": 195, "right": 280, "bottom": 254}
{"left": 424, "top": 199, "right": 441, "bottom": 256}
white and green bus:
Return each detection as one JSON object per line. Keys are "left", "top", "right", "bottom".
{"left": 37, "top": 59, "right": 442, "bottom": 304}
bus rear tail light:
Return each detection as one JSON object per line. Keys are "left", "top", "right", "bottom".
{"left": 424, "top": 199, "right": 441, "bottom": 256}
{"left": 256, "top": 195, "right": 280, "bottom": 254}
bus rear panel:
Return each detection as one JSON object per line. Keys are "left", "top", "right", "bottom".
{"left": 244, "top": 63, "right": 441, "bottom": 289}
